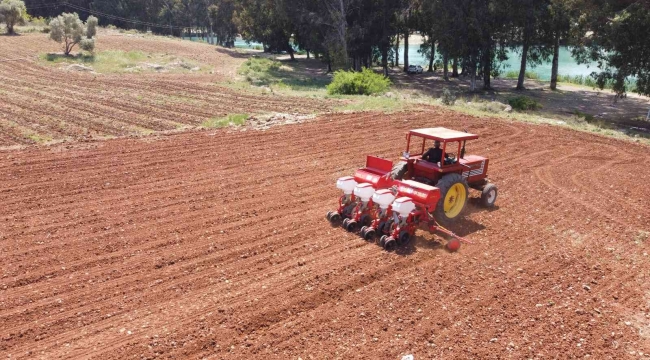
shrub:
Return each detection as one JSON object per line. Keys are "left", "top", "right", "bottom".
{"left": 440, "top": 88, "right": 456, "bottom": 105}
{"left": 573, "top": 110, "right": 595, "bottom": 122}
{"left": 0, "top": 0, "right": 27, "bottom": 35}
{"left": 326, "top": 68, "right": 391, "bottom": 95}
{"left": 508, "top": 96, "right": 542, "bottom": 111}
{"left": 49, "top": 13, "right": 98, "bottom": 55}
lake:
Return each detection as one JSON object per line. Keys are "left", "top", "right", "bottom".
{"left": 184, "top": 36, "right": 599, "bottom": 80}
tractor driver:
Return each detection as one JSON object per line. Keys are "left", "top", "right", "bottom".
{"left": 422, "top": 140, "right": 443, "bottom": 163}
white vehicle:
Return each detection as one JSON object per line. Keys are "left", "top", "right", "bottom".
{"left": 407, "top": 65, "right": 423, "bottom": 74}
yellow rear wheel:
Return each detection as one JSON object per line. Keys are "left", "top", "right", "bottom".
{"left": 443, "top": 183, "right": 467, "bottom": 218}
{"left": 434, "top": 173, "right": 469, "bottom": 225}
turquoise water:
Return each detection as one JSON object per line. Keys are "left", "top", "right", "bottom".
{"left": 406, "top": 45, "right": 599, "bottom": 80}
{"left": 184, "top": 36, "right": 598, "bottom": 79}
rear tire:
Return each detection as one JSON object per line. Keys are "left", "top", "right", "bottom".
{"left": 434, "top": 173, "right": 469, "bottom": 226}
{"left": 391, "top": 161, "right": 408, "bottom": 180}
{"left": 481, "top": 183, "right": 498, "bottom": 208}
{"left": 384, "top": 237, "right": 397, "bottom": 251}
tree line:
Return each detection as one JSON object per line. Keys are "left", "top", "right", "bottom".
{"left": 17, "top": 0, "right": 650, "bottom": 96}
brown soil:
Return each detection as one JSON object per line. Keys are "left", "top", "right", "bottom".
{"left": 1, "top": 110, "right": 649, "bottom": 359}
{"left": 0, "top": 33, "right": 333, "bottom": 147}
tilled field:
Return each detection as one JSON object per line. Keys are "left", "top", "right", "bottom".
{"left": 1, "top": 110, "right": 649, "bottom": 359}
{"left": 0, "top": 33, "right": 331, "bottom": 147}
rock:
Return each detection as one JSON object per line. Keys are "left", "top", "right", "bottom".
{"left": 583, "top": 284, "right": 591, "bottom": 291}
{"left": 503, "top": 105, "right": 512, "bottom": 113}
{"left": 142, "top": 63, "right": 165, "bottom": 71}
{"left": 401, "top": 355, "right": 414, "bottom": 360}
{"left": 65, "top": 64, "right": 94, "bottom": 72}
{"left": 190, "top": 67, "right": 200, "bottom": 71}
{"left": 490, "top": 338, "right": 498, "bottom": 343}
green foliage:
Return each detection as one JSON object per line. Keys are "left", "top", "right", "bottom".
{"left": 508, "top": 96, "right": 542, "bottom": 111}
{"left": 0, "top": 0, "right": 26, "bottom": 35}
{"left": 440, "top": 88, "right": 456, "bottom": 106}
{"left": 573, "top": 2, "right": 650, "bottom": 96}
{"left": 326, "top": 68, "right": 391, "bottom": 96}
{"left": 49, "top": 13, "right": 97, "bottom": 55}
{"left": 202, "top": 114, "right": 248, "bottom": 128}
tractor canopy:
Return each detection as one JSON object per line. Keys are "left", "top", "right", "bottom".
{"left": 408, "top": 128, "right": 478, "bottom": 142}
{"left": 404, "top": 127, "right": 478, "bottom": 159}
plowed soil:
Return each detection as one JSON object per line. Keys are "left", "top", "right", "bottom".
{"left": 1, "top": 109, "right": 649, "bottom": 359}
{"left": 0, "top": 33, "right": 332, "bottom": 147}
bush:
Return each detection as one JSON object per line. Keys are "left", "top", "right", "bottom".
{"left": 508, "top": 96, "right": 542, "bottom": 111}
{"left": 326, "top": 68, "right": 391, "bottom": 95}
{"left": 440, "top": 88, "right": 456, "bottom": 105}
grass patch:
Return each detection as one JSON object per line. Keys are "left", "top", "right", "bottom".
{"left": 508, "top": 96, "right": 542, "bottom": 111}
{"left": 334, "top": 96, "right": 407, "bottom": 113}
{"left": 201, "top": 114, "right": 248, "bottom": 128}
{"left": 40, "top": 50, "right": 206, "bottom": 74}
{"left": 503, "top": 70, "right": 540, "bottom": 80}
{"left": 238, "top": 57, "right": 330, "bottom": 91}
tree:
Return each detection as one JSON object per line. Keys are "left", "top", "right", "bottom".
{"left": 547, "top": 0, "right": 575, "bottom": 90}
{"left": 573, "top": 0, "right": 650, "bottom": 97}
{"left": 237, "top": 0, "right": 297, "bottom": 60}
{"left": 0, "top": 0, "right": 26, "bottom": 35}
{"left": 49, "top": 13, "right": 98, "bottom": 56}
{"left": 511, "top": 0, "right": 553, "bottom": 90}
{"left": 208, "top": 0, "right": 238, "bottom": 47}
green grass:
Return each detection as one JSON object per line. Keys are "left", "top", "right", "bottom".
{"left": 201, "top": 114, "right": 249, "bottom": 128}
{"left": 40, "top": 50, "right": 206, "bottom": 74}
{"left": 503, "top": 70, "right": 540, "bottom": 80}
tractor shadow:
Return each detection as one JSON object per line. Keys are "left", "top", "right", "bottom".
{"left": 465, "top": 197, "right": 501, "bottom": 216}
{"left": 393, "top": 217, "right": 486, "bottom": 256}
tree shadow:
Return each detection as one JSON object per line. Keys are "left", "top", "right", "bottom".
{"left": 388, "top": 67, "right": 650, "bottom": 128}
{"left": 214, "top": 47, "right": 250, "bottom": 59}
{"left": 44, "top": 53, "right": 95, "bottom": 63}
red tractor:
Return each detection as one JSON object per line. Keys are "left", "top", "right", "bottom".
{"left": 326, "top": 127, "right": 497, "bottom": 251}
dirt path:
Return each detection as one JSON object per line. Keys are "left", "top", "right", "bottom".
{"left": 1, "top": 110, "right": 649, "bottom": 359}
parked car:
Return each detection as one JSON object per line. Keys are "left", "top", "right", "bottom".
{"left": 407, "top": 65, "right": 423, "bottom": 74}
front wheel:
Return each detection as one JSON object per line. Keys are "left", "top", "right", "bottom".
{"left": 481, "top": 183, "right": 498, "bottom": 208}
